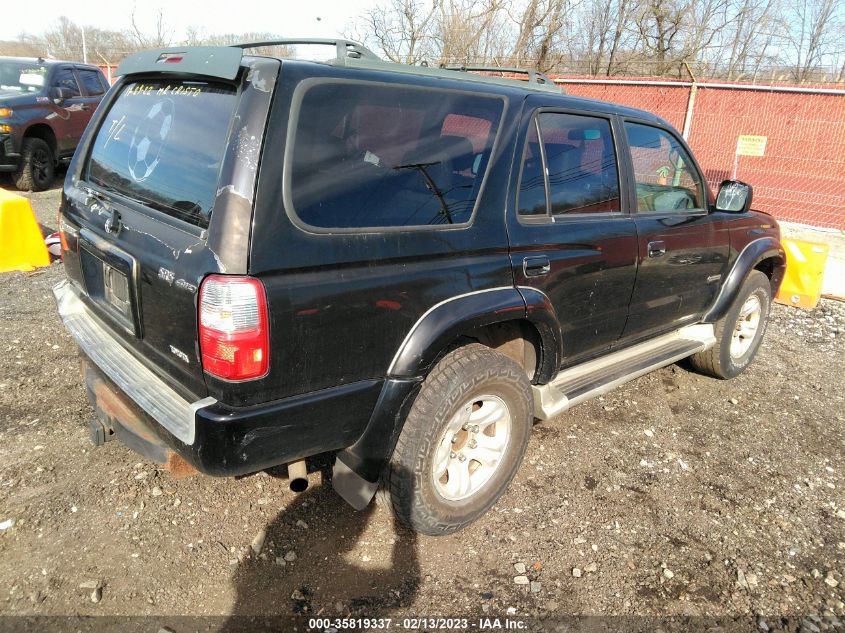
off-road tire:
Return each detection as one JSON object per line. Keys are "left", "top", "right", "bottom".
{"left": 13, "top": 137, "right": 55, "bottom": 192}
{"left": 381, "top": 343, "right": 533, "bottom": 535}
{"left": 690, "top": 270, "right": 771, "bottom": 379}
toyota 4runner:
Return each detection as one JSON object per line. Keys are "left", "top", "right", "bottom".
{"left": 53, "top": 40, "right": 786, "bottom": 535}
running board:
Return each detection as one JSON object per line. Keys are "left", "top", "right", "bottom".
{"left": 532, "top": 324, "right": 716, "bottom": 420}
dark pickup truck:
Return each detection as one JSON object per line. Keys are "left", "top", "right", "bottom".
{"left": 0, "top": 57, "right": 109, "bottom": 191}
{"left": 53, "top": 40, "right": 785, "bottom": 535}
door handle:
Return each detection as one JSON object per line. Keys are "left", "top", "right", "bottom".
{"left": 647, "top": 241, "right": 666, "bottom": 258}
{"left": 80, "top": 104, "right": 91, "bottom": 111}
{"left": 523, "top": 256, "right": 551, "bottom": 277}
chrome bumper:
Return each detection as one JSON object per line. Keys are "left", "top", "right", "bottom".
{"left": 53, "top": 280, "right": 215, "bottom": 445}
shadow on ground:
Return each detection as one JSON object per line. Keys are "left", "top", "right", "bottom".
{"left": 219, "top": 463, "right": 420, "bottom": 632}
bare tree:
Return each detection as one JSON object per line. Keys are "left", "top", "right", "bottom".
{"left": 356, "top": 0, "right": 440, "bottom": 64}
{"left": 781, "top": 0, "right": 845, "bottom": 81}
{"left": 130, "top": 8, "right": 172, "bottom": 49}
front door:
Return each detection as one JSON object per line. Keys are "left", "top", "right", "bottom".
{"left": 507, "top": 104, "right": 638, "bottom": 366}
{"left": 620, "top": 120, "right": 730, "bottom": 342}
{"left": 49, "top": 66, "right": 90, "bottom": 155}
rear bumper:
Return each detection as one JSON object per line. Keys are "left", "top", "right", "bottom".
{"left": 53, "top": 279, "right": 215, "bottom": 445}
{"left": 53, "top": 279, "right": 382, "bottom": 476}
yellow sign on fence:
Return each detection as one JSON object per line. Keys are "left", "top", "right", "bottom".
{"left": 736, "top": 135, "right": 767, "bottom": 156}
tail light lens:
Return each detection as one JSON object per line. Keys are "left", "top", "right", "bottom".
{"left": 199, "top": 275, "right": 269, "bottom": 381}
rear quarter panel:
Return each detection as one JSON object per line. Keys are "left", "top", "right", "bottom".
{"left": 243, "top": 63, "right": 524, "bottom": 405}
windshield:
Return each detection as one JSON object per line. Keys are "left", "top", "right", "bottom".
{"left": 86, "top": 79, "right": 238, "bottom": 228}
{"left": 0, "top": 61, "right": 47, "bottom": 93}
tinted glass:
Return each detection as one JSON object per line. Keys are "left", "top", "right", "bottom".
{"left": 86, "top": 80, "right": 237, "bottom": 228}
{"left": 53, "top": 68, "right": 80, "bottom": 97}
{"left": 289, "top": 81, "right": 504, "bottom": 229}
{"left": 517, "top": 120, "right": 547, "bottom": 216}
{"left": 541, "top": 113, "right": 620, "bottom": 215}
{"left": 518, "top": 113, "right": 621, "bottom": 217}
{"left": 79, "top": 69, "right": 105, "bottom": 96}
{"left": 625, "top": 122, "right": 703, "bottom": 212}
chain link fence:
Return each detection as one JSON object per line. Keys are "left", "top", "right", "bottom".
{"left": 556, "top": 78, "right": 845, "bottom": 230}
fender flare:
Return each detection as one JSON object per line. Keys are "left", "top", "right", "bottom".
{"left": 703, "top": 237, "right": 785, "bottom": 323}
{"left": 387, "top": 286, "right": 562, "bottom": 382}
{"left": 338, "top": 286, "right": 563, "bottom": 488}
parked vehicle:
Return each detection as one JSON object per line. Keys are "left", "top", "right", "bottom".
{"left": 0, "top": 57, "right": 109, "bottom": 191}
{"left": 53, "top": 40, "right": 785, "bottom": 535}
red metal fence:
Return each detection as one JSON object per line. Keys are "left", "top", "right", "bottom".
{"left": 556, "top": 78, "right": 845, "bottom": 230}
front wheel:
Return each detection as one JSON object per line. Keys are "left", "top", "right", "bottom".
{"left": 690, "top": 270, "right": 772, "bottom": 379}
{"left": 13, "top": 137, "right": 55, "bottom": 192}
{"left": 381, "top": 343, "right": 533, "bottom": 535}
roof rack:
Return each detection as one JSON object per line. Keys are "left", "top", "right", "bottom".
{"left": 233, "top": 38, "right": 380, "bottom": 62}
{"left": 442, "top": 65, "right": 555, "bottom": 87}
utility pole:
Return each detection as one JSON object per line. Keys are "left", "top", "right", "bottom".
{"left": 82, "top": 26, "right": 88, "bottom": 63}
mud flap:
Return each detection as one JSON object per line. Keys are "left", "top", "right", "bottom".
{"left": 332, "top": 456, "right": 379, "bottom": 511}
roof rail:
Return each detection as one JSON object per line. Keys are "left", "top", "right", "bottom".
{"left": 233, "top": 39, "right": 381, "bottom": 62}
{"left": 442, "top": 65, "right": 555, "bottom": 87}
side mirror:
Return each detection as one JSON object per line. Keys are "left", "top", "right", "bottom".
{"left": 49, "top": 86, "right": 68, "bottom": 105}
{"left": 715, "top": 179, "right": 753, "bottom": 213}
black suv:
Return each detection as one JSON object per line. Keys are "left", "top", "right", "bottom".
{"left": 53, "top": 40, "right": 785, "bottom": 535}
{"left": 0, "top": 57, "right": 109, "bottom": 191}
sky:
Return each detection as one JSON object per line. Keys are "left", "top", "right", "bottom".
{"left": 2, "top": 0, "right": 381, "bottom": 42}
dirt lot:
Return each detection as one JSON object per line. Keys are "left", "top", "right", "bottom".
{"left": 1, "top": 180, "right": 844, "bottom": 632}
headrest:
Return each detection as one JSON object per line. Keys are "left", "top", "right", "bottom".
{"left": 567, "top": 128, "right": 602, "bottom": 141}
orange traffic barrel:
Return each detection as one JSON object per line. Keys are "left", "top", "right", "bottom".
{"left": 775, "top": 239, "right": 829, "bottom": 310}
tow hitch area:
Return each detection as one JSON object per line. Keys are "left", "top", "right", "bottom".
{"left": 81, "top": 357, "right": 198, "bottom": 478}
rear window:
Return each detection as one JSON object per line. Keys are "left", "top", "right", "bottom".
{"left": 287, "top": 80, "right": 505, "bottom": 229}
{"left": 86, "top": 79, "right": 237, "bottom": 228}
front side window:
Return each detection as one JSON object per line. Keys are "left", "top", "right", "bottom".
{"left": 86, "top": 79, "right": 238, "bottom": 228}
{"left": 518, "top": 112, "right": 621, "bottom": 217}
{"left": 53, "top": 68, "right": 80, "bottom": 97}
{"left": 624, "top": 122, "right": 704, "bottom": 212}
{"left": 288, "top": 81, "right": 504, "bottom": 229}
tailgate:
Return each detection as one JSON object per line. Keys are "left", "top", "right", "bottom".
{"left": 59, "top": 52, "right": 279, "bottom": 401}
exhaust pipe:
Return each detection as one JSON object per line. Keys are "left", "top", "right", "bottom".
{"left": 288, "top": 459, "right": 308, "bottom": 493}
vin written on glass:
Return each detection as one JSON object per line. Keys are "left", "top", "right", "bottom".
{"left": 125, "top": 83, "right": 203, "bottom": 97}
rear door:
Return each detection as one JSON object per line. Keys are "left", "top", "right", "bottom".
{"left": 506, "top": 100, "right": 638, "bottom": 365}
{"left": 74, "top": 67, "right": 108, "bottom": 128}
{"left": 619, "top": 119, "right": 730, "bottom": 342}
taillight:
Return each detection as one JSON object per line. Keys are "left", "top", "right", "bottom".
{"left": 198, "top": 275, "right": 269, "bottom": 381}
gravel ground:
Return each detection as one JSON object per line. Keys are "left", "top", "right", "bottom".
{"left": 1, "top": 180, "right": 844, "bottom": 631}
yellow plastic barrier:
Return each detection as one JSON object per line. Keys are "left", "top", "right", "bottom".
{"left": 775, "top": 239, "right": 829, "bottom": 310}
{"left": 0, "top": 189, "right": 51, "bottom": 273}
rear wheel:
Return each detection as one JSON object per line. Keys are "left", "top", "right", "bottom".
{"left": 381, "top": 343, "right": 533, "bottom": 535}
{"left": 13, "top": 137, "right": 55, "bottom": 192}
{"left": 690, "top": 270, "right": 771, "bottom": 379}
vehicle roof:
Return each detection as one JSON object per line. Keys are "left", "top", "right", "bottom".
{"left": 113, "top": 44, "right": 665, "bottom": 127}
{"left": 0, "top": 56, "right": 103, "bottom": 70}
{"left": 271, "top": 56, "right": 665, "bottom": 125}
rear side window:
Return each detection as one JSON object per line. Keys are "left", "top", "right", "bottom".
{"left": 518, "top": 112, "right": 621, "bottom": 217}
{"left": 78, "top": 69, "right": 106, "bottom": 96}
{"left": 86, "top": 80, "right": 237, "bottom": 228}
{"left": 288, "top": 80, "right": 504, "bottom": 229}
